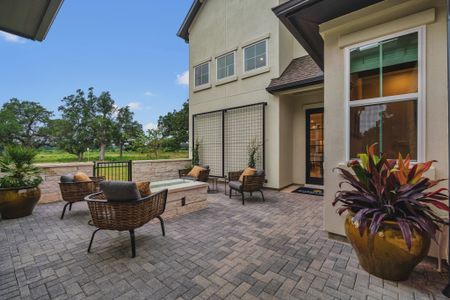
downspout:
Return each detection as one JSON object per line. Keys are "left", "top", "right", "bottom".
{"left": 443, "top": 1, "right": 450, "bottom": 297}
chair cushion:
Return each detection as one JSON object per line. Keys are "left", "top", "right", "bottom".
{"left": 60, "top": 174, "right": 75, "bottom": 183}
{"left": 229, "top": 181, "right": 242, "bottom": 190}
{"left": 181, "top": 176, "right": 197, "bottom": 181}
{"left": 136, "top": 181, "right": 151, "bottom": 197}
{"left": 100, "top": 181, "right": 141, "bottom": 202}
{"left": 239, "top": 167, "right": 256, "bottom": 182}
{"left": 187, "top": 166, "right": 205, "bottom": 178}
{"left": 255, "top": 170, "right": 265, "bottom": 177}
{"left": 74, "top": 171, "right": 91, "bottom": 182}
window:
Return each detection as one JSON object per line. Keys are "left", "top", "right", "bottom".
{"left": 217, "top": 52, "right": 235, "bottom": 80}
{"left": 346, "top": 29, "right": 423, "bottom": 160}
{"left": 244, "top": 40, "right": 267, "bottom": 72}
{"left": 194, "top": 62, "right": 210, "bottom": 87}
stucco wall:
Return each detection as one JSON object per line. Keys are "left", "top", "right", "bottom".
{"left": 320, "top": 0, "right": 448, "bottom": 239}
{"left": 187, "top": 0, "right": 308, "bottom": 188}
{"left": 37, "top": 159, "right": 191, "bottom": 203}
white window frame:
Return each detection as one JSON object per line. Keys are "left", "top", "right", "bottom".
{"left": 243, "top": 39, "right": 268, "bottom": 74}
{"left": 216, "top": 51, "right": 236, "bottom": 81}
{"left": 344, "top": 26, "right": 426, "bottom": 162}
{"left": 194, "top": 61, "right": 210, "bottom": 87}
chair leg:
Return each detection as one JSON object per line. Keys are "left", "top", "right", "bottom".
{"left": 129, "top": 230, "right": 136, "bottom": 258}
{"left": 60, "top": 202, "right": 70, "bottom": 220}
{"left": 157, "top": 216, "right": 165, "bottom": 236}
{"left": 241, "top": 192, "right": 245, "bottom": 205}
{"left": 69, "top": 203, "right": 72, "bottom": 211}
{"left": 87, "top": 228, "right": 101, "bottom": 253}
{"left": 229, "top": 188, "right": 232, "bottom": 199}
{"left": 260, "top": 190, "right": 265, "bottom": 202}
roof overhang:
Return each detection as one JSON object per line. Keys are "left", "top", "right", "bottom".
{"left": 0, "top": 0, "right": 64, "bottom": 41}
{"left": 272, "top": 0, "right": 383, "bottom": 70}
{"left": 177, "top": 0, "right": 203, "bottom": 42}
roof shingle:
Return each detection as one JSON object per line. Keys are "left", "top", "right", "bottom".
{"left": 267, "top": 55, "right": 323, "bottom": 93}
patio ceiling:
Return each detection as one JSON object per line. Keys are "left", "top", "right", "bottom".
{"left": 0, "top": 0, "right": 64, "bottom": 41}
{"left": 272, "top": 0, "right": 383, "bottom": 70}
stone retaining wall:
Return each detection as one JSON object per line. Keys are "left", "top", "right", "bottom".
{"left": 37, "top": 159, "right": 191, "bottom": 203}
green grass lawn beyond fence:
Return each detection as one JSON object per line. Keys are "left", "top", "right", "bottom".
{"left": 35, "top": 149, "right": 189, "bottom": 163}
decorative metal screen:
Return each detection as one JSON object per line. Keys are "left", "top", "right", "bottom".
{"left": 224, "top": 105, "right": 264, "bottom": 175}
{"left": 193, "top": 112, "right": 223, "bottom": 176}
{"left": 192, "top": 103, "right": 265, "bottom": 177}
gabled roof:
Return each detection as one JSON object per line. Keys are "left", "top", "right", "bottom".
{"left": 272, "top": 0, "right": 382, "bottom": 70}
{"left": 177, "top": 0, "right": 203, "bottom": 42}
{"left": 0, "top": 0, "right": 64, "bottom": 41}
{"left": 267, "top": 55, "right": 323, "bottom": 93}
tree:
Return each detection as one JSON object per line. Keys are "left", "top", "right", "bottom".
{"left": 0, "top": 98, "right": 53, "bottom": 148}
{"left": 147, "top": 128, "right": 163, "bottom": 159}
{"left": 0, "top": 108, "right": 21, "bottom": 149}
{"left": 92, "top": 91, "right": 116, "bottom": 160}
{"left": 114, "top": 106, "right": 143, "bottom": 157}
{"left": 157, "top": 100, "right": 188, "bottom": 150}
{"left": 57, "top": 89, "right": 96, "bottom": 161}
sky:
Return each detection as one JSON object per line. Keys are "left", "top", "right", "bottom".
{"left": 0, "top": 0, "right": 192, "bottom": 131}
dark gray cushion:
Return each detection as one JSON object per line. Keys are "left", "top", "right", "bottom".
{"left": 181, "top": 176, "right": 197, "bottom": 181}
{"left": 229, "top": 181, "right": 242, "bottom": 190}
{"left": 60, "top": 174, "right": 75, "bottom": 183}
{"left": 255, "top": 170, "right": 265, "bottom": 177}
{"left": 100, "top": 181, "right": 141, "bottom": 202}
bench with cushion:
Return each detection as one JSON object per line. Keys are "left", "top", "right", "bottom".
{"left": 178, "top": 165, "right": 210, "bottom": 183}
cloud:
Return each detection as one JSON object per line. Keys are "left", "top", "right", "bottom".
{"left": 176, "top": 70, "right": 189, "bottom": 86}
{"left": 144, "top": 122, "right": 157, "bottom": 131}
{"left": 127, "top": 102, "right": 141, "bottom": 110}
{"left": 0, "top": 31, "right": 26, "bottom": 43}
{"left": 144, "top": 91, "right": 156, "bottom": 97}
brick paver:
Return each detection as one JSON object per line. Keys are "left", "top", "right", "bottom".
{"left": 0, "top": 187, "right": 448, "bottom": 299}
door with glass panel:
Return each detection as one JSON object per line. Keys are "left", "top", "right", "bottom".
{"left": 306, "top": 108, "right": 324, "bottom": 185}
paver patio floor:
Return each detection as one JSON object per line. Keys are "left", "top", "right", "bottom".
{"left": 0, "top": 188, "right": 448, "bottom": 299}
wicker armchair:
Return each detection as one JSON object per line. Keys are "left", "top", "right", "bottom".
{"left": 228, "top": 170, "right": 265, "bottom": 205}
{"left": 178, "top": 165, "right": 210, "bottom": 183}
{"left": 85, "top": 188, "right": 168, "bottom": 258}
{"left": 59, "top": 176, "right": 104, "bottom": 219}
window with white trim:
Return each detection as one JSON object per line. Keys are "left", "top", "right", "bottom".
{"left": 244, "top": 40, "right": 267, "bottom": 72}
{"left": 347, "top": 30, "right": 423, "bottom": 160}
{"left": 216, "top": 52, "right": 235, "bottom": 80}
{"left": 194, "top": 62, "right": 210, "bottom": 87}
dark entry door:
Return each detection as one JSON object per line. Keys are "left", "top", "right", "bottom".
{"left": 306, "top": 108, "right": 324, "bottom": 185}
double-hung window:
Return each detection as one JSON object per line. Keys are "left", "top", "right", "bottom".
{"left": 346, "top": 28, "right": 423, "bottom": 160}
{"left": 244, "top": 40, "right": 267, "bottom": 73}
{"left": 194, "top": 62, "right": 210, "bottom": 87}
{"left": 217, "top": 52, "right": 235, "bottom": 80}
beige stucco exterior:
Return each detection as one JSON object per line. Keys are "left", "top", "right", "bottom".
{"left": 187, "top": 0, "right": 313, "bottom": 189}
{"left": 320, "top": 0, "right": 448, "bottom": 244}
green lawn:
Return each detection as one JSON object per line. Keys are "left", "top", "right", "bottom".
{"left": 35, "top": 149, "right": 189, "bottom": 163}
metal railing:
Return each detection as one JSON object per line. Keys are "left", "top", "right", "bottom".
{"left": 93, "top": 161, "right": 132, "bottom": 181}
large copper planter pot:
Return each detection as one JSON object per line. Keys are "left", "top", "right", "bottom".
{"left": 345, "top": 214, "right": 430, "bottom": 281}
{"left": 0, "top": 186, "right": 41, "bottom": 219}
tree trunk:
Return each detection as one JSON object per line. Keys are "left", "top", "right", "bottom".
{"left": 99, "top": 144, "right": 106, "bottom": 161}
{"left": 77, "top": 152, "right": 84, "bottom": 161}
{"left": 119, "top": 144, "right": 124, "bottom": 158}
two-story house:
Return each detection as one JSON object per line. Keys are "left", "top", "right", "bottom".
{"left": 178, "top": 0, "right": 449, "bottom": 246}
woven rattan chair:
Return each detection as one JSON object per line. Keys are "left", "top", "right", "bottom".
{"left": 59, "top": 176, "right": 104, "bottom": 219}
{"left": 84, "top": 188, "right": 168, "bottom": 258}
{"left": 228, "top": 170, "right": 265, "bottom": 205}
{"left": 178, "top": 165, "right": 210, "bottom": 183}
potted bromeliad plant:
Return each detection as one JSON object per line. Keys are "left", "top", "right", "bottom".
{"left": 333, "top": 144, "right": 449, "bottom": 281}
{"left": 0, "top": 145, "right": 43, "bottom": 219}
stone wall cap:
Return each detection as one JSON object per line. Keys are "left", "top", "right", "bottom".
{"left": 133, "top": 159, "right": 191, "bottom": 164}
{"left": 36, "top": 162, "right": 94, "bottom": 168}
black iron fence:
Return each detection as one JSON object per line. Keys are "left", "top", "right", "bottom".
{"left": 93, "top": 161, "right": 132, "bottom": 181}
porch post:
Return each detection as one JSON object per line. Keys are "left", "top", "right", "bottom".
{"left": 443, "top": 0, "right": 450, "bottom": 297}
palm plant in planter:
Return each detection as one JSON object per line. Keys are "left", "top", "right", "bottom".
{"left": 0, "top": 146, "right": 43, "bottom": 219}
{"left": 333, "top": 144, "right": 449, "bottom": 281}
